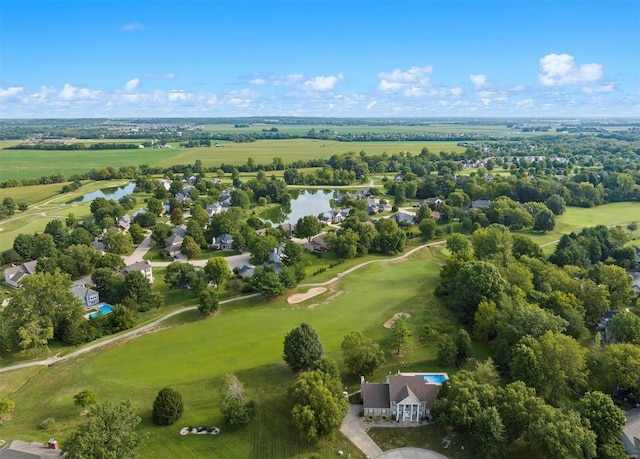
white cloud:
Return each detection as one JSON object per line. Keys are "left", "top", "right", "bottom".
{"left": 366, "top": 101, "right": 377, "bottom": 110}
{"left": 303, "top": 73, "right": 344, "bottom": 91}
{"left": 143, "top": 72, "right": 176, "bottom": 80}
{"left": 516, "top": 98, "right": 534, "bottom": 109}
{"left": 378, "top": 66, "right": 432, "bottom": 92}
{"left": 582, "top": 82, "right": 615, "bottom": 94}
{"left": 469, "top": 74, "right": 486, "bottom": 88}
{"left": 0, "top": 86, "right": 24, "bottom": 100}
{"left": 124, "top": 78, "right": 140, "bottom": 92}
{"left": 539, "top": 53, "right": 603, "bottom": 86}
{"left": 121, "top": 23, "right": 144, "bottom": 31}
{"left": 249, "top": 73, "right": 304, "bottom": 86}
{"left": 168, "top": 90, "right": 189, "bottom": 102}
{"left": 59, "top": 84, "right": 101, "bottom": 100}
{"left": 449, "top": 87, "right": 463, "bottom": 97}
{"left": 403, "top": 86, "right": 427, "bottom": 97}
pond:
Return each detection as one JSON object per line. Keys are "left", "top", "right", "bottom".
{"left": 68, "top": 182, "right": 136, "bottom": 204}
{"left": 262, "top": 189, "right": 336, "bottom": 225}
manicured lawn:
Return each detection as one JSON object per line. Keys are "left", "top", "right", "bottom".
{"left": 0, "top": 249, "right": 450, "bottom": 458}
{"left": 514, "top": 201, "right": 640, "bottom": 248}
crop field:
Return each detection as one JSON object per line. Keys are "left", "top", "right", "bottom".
{"left": 0, "top": 138, "right": 465, "bottom": 182}
{"left": 0, "top": 251, "right": 448, "bottom": 458}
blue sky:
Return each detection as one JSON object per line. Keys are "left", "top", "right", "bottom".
{"left": 1, "top": 0, "right": 638, "bottom": 118}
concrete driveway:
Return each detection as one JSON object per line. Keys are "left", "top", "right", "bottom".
{"left": 340, "top": 404, "right": 384, "bottom": 459}
{"left": 375, "top": 448, "right": 448, "bottom": 459}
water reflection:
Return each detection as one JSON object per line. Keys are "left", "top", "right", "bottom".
{"left": 68, "top": 182, "right": 136, "bottom": 204}
{"left": 262, "top": 189, "right": 335, "bottom": 225}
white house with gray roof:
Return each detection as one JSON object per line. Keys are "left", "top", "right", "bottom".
{"left": 123, "top": 260, "right": 154, "bottom": 283}
{"left": 70, "top": 284, "right": 100, "bottom": 309}
{"left": 361, "top": 374, "right": 439, "bottom": 421}
{"left": 3, "top": 260, "right": 38, "bottom": 288}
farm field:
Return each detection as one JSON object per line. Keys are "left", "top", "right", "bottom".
{"left": 0, "top": 138, "right": 465, "bottom": 182}
{"left": 0, "top": 250, "right": 450, "bottom": 458}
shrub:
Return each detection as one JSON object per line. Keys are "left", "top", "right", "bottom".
{"left": 40, "top": 417, "right": 55, "bottom": 429}
{"left": 152, "top": 388, "right": 184, "bottom": 426}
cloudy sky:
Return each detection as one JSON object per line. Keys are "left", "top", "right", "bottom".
{"left": 0, "top": 0, "right": 638, "bottom": 118}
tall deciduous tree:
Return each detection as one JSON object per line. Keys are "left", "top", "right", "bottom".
{"left": 290, "top": 369, "right": 348, "bottom": 443}
{"left": 204, "top": 257, "right": 230, "bottom": 290}
{"left": 64, "top": 400, "right": 145, "bottom": 459}
{"left": 198, "top": 287, "right": 219, "bottom": 316}
{"left": 283, "top": 323, "right": 323, "bottom": 372}
{"left": 220, "top": 373, "right": 256, "bottom": 425}
{"left": 295, "top": 215, "right": 322, "bottom": 241}
{"left": 341, "top": 331, "right": 385, "bottom": 376}
{"left": 74, "top": 389, "right": 98, "bottom": 412}
{"left": 390, "top": 316, "right": 412, "bottom": 355}
{"left": 578, "top": 391, "right": 627, "bottom": 458}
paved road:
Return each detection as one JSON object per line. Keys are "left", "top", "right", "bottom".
{"left": 341, "top": 404, "right": 384, "bottom": 459}
{"left": 375, "top": 448, "right": 449, "bottom": 459}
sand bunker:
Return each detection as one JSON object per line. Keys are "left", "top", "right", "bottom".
{"left": 383, "top": 312, "right": 411, "bottom": 328}
{"left": 287, "top": 287, "right": 327, "bottom": 304}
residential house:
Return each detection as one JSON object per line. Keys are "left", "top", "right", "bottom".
{"left": 214, "top": 234, "right": 234, "bottom": 250}
{"left": 164, "top": 233, "right": 184, "bottom": 248}
{"left": 622, "top": 407, "right": 640, "bottom": 458}
{"left": 3, "top": 260, "right": 38, "bottom": 288}
{"left": 471, "top": 199, "right": 491, "bottom": 209}
{"left": 205, "top": 202, "right": 223, "bottom": 218}
{"left": 430, "top": 211, "right": 441, "bottom": 221}
{"left": 70, "top": 284, "right": 100, "bottom": 309}
{"left": 115, "top": 215, "right": 132, "bottom": 232}
{"left": 123, "top": 260, "right": 154, "bottom": 283}
{"left": 629, "top": 271, "right": 640, "bottom": 298}
{"left": 238, "top": 264, "right": 255, "bottom": 278}
{"left": 392, "top": 212, "right": 415, "bottom": 225}
{"left": 280, "top": 222, "right": 297, "bottom": 235}
{"left": 361, "top": 374, "right": 439, "bottom": 421}
{"left": 303, "top": 233, "right": 329, "bottom": 253}
{"left": 422, "top": 197, "right": 443, "bottom": 207}
{"left": 393, "top": 174, "right": 405, "bottom": 183}
{"left": 0, "top": 439, "right": 63, "bottom": 458}
{"left": 159, "top": 178, "right": 171, "bottom": 191}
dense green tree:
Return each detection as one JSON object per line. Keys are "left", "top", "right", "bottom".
{"left": 578, "top": 391, "right": 627, "bottom": 458}
{"left": 283, "top": 323, "right": 323, "bottom": 372}
{"left": 13, "top": 233, "right": 35, "bottom": 259}
{"left": 418, "top": 217, "right": 437, "bottom": 239}
{"left": 220, "top": 373, "right": 257, "bottom": 425}
{"left": 455, "top": 329, "right": 473, "bottom": 365}
{"left": 472, "top": 224, "right": 514, "bottom": 266}
{"left": 204, "top": 257, "right": 230, "bottom": 290}
{"left": 249, "top": 235, "right": 278, "bottom": 263}
{"left": 473, "top": 406, "right": 507, "bottom": 459}
{"left": 169, "top": 207, "right": 184, "bottom": 225}
{"left": 450, "top": 260, "right": 509, "bottom": 324}
{"left": 374, "top": 218, "right": 406, "bottom": 254}
{"left": 496, "top": 381, "right": 543, "bottom": 441}
{"left": 512, "top": 234, "right": 543, "bottom": 259}
{"left": 180, "top": 235, "right": 201, "bottom": 259}
{"left": 63, "top": 400, "right": 144, "bottom": 459}
{"left": 150, "top": 222, "right": 172, "bottom": 246}
{"left": 123, "top": 270, "right": 152, "bottom": 305}
{"left": 311, "top": 357, "right": 340, "bottom": 380}
{"left": 325, "top": 229, "right": 359, "bottom": 259}
{"left": 587, "top": 263, "right": 633, "bottom": 309}
{"left": 290, "top": 369, "right": 348, "bottom": 443}
{"left": 74, "top": 389, "right": 97, "bottom": 412}
{"left": 390, "top": 316, "right": 412, "bottom": 355}
{"left": 146, "top": 197, "right": 163, "bottom": 216}
{"left": 446, "top": 233, "right": 472, "bottom": 255}
{"left": 129, "top": 223, "right": 145, "bottom": 245}
{"left": 252, "top": 266, "right": 286, "bottom": 298}
{"left": 282, "top": 240, "right": 303, "bottom": 266}
{"left": 533, "top": 208, "right": 556, "bottom": 232}
{"left": 526, "top": 404, "right": 596, "bottom": 459}
{"left": 152, "top": 388, "right": 184, "bottom": 426}
{"left": 295, "top": 215, "right": 322, "bottom": 240}
{"left": 602, "top": 343, "right": 640, "bottom": 392}
{"left": 341, "top": 331, "right": 385, "bottom": 376}
{"left": 608, "top": 312, "right": 640, "bottom": 344}
{"left": 437, "top": 335, "right": 458, "bottom": 366}
{"left": 545, "top": 194, "right": 566, "bottom": 215}
{"left": 230, "top": 189, "right": 251, "bottom": 209}
{"left": 198, "top": 287, "right": 219, "bottom": 316}
{"left": 102, "top": 228, "right": 133, "bottom": 255}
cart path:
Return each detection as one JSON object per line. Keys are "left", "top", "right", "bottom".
{"left": 0, "top": 241, "right": 443, "bottom": 374}
{"left": 0, "top": 293, "right": 260, "bottom": 374}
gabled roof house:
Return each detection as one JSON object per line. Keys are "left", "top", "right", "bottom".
{"left": 361, "top": 374, "right": 439, "bottom": 421}
{"left": 3, "top": 260, "right": 38, "bottom": 288}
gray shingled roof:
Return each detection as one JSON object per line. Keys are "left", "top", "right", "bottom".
{"left": 362, "top": 383, "right": 391, "bottom": 409}
{"left": 388, "top": 375, "right": 438, "bottom": 406}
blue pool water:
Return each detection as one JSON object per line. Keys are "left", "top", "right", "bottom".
{"left": 419, "top": 374, "right": 447, "bottom": 384}
{"left": 88, "top": 304, "right": 113, "bottom": 319}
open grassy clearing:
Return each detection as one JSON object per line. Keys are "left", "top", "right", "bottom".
{"left": 514, "top": 202, "right": 640, "bottom": 248}
{"left": 0, "top": 180, "right": 135, "bottom": 252}
{"left": 0, "top": 251, "right": 451, "bottom": 458}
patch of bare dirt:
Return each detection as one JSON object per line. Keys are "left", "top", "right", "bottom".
{"left": 383, "top": 312, "right": 411, "bottom": 329}
{"left": 287, "top": 287, "right": 327, "bottom": 304}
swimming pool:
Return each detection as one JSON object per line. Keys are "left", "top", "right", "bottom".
{"left": 397, "top": 372, "right": 449, "bottom": 385}
{"left": 88, "top": 304, "right": 113, "bottom": 319}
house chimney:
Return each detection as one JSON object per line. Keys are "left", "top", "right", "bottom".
{"left": 48, "top": 439, "right": 58, "bottom": 450}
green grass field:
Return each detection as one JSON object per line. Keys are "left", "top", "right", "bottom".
{"left": 0, "top": 250, "right": 453, "bottom": 458}
{"left": 0, "top": 138, "right": 465, "bottom": 182}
